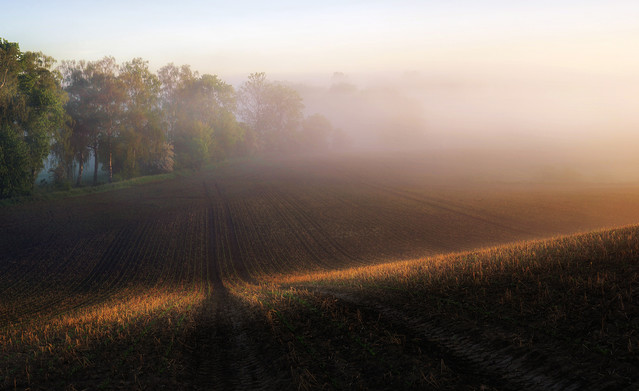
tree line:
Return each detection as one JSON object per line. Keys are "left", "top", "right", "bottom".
{"left": 0, "top": 38, "right": 339, "bottom": 198}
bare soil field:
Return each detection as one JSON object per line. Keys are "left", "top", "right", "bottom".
{"left": 2, "top": 153, "right": 639, "bottom": 389}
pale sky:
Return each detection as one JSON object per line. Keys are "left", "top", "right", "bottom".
{"left": 3, "top": 0, "right": 639, "bottom": 81}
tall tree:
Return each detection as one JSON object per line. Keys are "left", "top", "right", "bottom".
{"left": 264, "top": 82, "right": 304, "bottom": 150}
{"left": 59, "top": 60, "right": 95, "bottom": 186}
{"left": 158, "top": 63, "right": 196, "bottom": 139}
{"left": 199, "top": 75, "right": 243, "bottom": 161}
{"left": 158, "top": 64, "right": 242, "bottom": 169}
{"left": 238, "top": 73, "right": 303, "bottom": 152}
{"left": 238, "top": 72, "right": 268, "bottom": 149}
{"left": 92, "top": 57, "right": 125, "bottom": 183}
{"left": 117, "top": 58, "right": 166, "bottom": 177}
{"left": 0, "top": 38, "right": 66, "bottom": 197}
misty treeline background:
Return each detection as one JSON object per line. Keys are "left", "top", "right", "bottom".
{"left": 0, "top": 39, "right": 345, "bottom": 198}
{"left": 4, "top": 36, "right": 639, "bottom": 199}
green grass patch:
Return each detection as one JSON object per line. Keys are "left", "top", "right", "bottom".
{"left": 0, "top": 171, "right": 182, "bottom": 207}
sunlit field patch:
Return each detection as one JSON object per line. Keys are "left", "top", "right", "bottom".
{"left": 260, "top": 225, "right": 639, "bottom": 384}
{"left": 0, "top": 285, "right": 205, "bottom": 389}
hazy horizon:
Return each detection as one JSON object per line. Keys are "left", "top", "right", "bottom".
{"left": 5, "top": 0, "right": 639, "bottom": 182}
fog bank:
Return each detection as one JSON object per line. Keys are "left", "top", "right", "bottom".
{"left": 292, "top": 70, "right": 639, "bottom": 183}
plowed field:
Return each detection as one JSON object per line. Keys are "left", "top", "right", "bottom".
{"left": 2, "top": 154, "right": 639, "bottom": 389}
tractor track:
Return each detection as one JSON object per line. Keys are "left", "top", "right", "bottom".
{"left": 186, "top": 182, "right": 291, "bottom": 390}
{"left": 305, "top": 287, "right": 638, "bottom": 391}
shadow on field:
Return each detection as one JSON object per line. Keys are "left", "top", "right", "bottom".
{"left": 181, "top": 182, "right": 292, "bottom": 390}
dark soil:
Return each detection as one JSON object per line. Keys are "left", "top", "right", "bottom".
{"left": 3, "top": 155, "right": 639, "bottom": 389}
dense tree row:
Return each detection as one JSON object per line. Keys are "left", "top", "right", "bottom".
{"left": 0, "top": 39, "right": 67, "bottom": 197}
{"left": 0, "top": 39, "right": 338, "bottom": 198}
